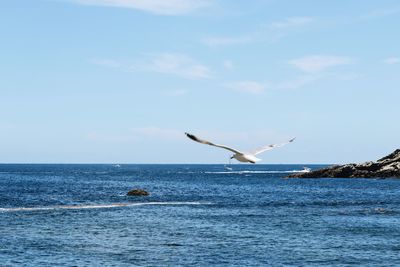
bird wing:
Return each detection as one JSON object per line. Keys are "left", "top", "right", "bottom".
{"left": 185, "top": 132, "right": 242, "bottom": 154}
{"left": 250, "top": 137, "right": 296, "bottom": 156}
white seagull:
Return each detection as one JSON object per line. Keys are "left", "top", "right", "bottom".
{"left": 185, "top": 132, "right": 295, "bottom": 164}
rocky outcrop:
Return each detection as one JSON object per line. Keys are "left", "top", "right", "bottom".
{"left": 288, "top": 149, "right": 400, "bottom": 178}
{"left": 127, "top": 189, "right": 149, "bottom": 196}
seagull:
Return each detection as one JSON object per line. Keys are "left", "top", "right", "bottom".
{"left": 185, "top": 132, "right": 295, "bottom": 164}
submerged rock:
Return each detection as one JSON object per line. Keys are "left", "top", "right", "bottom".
{"left": 127, "top": 189, "right": 149, "bottom": 196}
{"left": 287, "top": 149, "right": 400, "bottom": 179}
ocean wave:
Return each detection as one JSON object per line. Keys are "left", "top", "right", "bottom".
{"left": 0, "top": 201, "right": 211, "bottom": 212}
{"left": 204, "top": 170, "right": 309, "bottom": 174}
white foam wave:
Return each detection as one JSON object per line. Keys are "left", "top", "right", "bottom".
{"left": 0, "top": 202, "right": 211, "bottom": 212}
{"left": 204, "top": 170, "right": 309, "bottom": 174}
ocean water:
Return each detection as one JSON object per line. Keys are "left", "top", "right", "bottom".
{"left": 1, "top": 164, "right": 400, "bottom": 266}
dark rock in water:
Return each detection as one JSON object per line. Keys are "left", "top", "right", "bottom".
{"left": 287, "top": 149, "right": 400, "bottom": 179}
{"left": 127, "top": 189, "right": 149, "bottom": 196}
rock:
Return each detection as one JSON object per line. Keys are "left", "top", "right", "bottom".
{"left": 127, "top": 189, "right": 149, "bottom": 196}
{"left": 287, "top": 149, "right": 400, "bottom": 179}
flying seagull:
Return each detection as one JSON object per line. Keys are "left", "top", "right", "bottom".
{"left": 185, "top": 132, "right": 295, "bottom": 163}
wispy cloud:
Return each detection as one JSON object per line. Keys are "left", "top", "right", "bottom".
{"left": 164, "top": 89, "right": 188, "bottom": 96}
{"left": 202, "top": 16, "right": 315, "bottom": 47}
{"left": 70, "top": 0, "right": 212, "bottom": 15}
{"left": 384, "top": 57, "right": 400, "bottom": 64}
{"left": 289, "top": 55, "right": 354, "bottom": 73}
{"left": 224, "top": 81, "right": 266, "bottom": 94}
{"left": 202, "top": 35, "right": 253, "bottom": 46}
{"left": 222, "top": 60, "right": 234, "bottom": 70}
{"left": 275, "top": 74, "right": 322, "bottom": 90}
{"left": 91, "top": 58, "right": 122, "bottom": 68}
{"left": 361, "top": 6, "right": 400, "bottom": 20}
{"left": 221, "top": 55, "right": 358, "bottom": 93}
{"left": 224, "top": 75, "right": 321, "bottom": 92}
{"left": 268, "top": 17, "right": 314, "bottom": 29}
{"left": 223, "top": 71, "right": 359, "bottom": 93}
{"left": 92, "top": 53, "right": 211, "bottom": 80}
{"left": 145, "top": 53, "right": 212, "bottom": 79}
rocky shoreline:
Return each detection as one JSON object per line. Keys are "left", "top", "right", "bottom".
{"left": 288, "top": 149, "right": 400, "bottom": 178}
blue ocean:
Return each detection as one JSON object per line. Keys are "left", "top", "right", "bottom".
{"left": 1, "top": 164, "right": 400, "bottom": 266}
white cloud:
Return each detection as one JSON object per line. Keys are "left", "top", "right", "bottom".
{"left": 269, "top": 17, "right": 314, "bottom": 29}
{"left": 289, "top": 55, "right": 354, "bottom": 73}
{"left": 92, "top": 53, "right": 211, "bottom": 80}
{"left": 275, "top": 74, "right": 322, "bottom": 90}
{"left": 71, "top": 0, "right": 212, "bottom": 15}
{"left": 330, "top": 72, "right": 363, "bottom": 81}
{"left": 219, "top": 57, "right": 358, "bottom": 94}
{"left": 202, "top": 35, "right": 252, "bottom": 46}
{"left": 202, "top": 16, "right": 314, "bottom": 47}
{"left": 164, "top": 89, "right": 188, "bottom": 96}
{"left": 361, "top": 6, "right": 400, "bottom": 20}
{"left": 224, "top": 81, "right": 266, "bottom": 94}
{"left": 146, "top": 53, "right": 212, "bottom": 79}
{"left": 223, "top": 60, "right": 234, "bottom": 70}
{"left": 223, "top": 77, "right": 320, "bottom": 93}
{"left": 91, "top": 58, "right": 122, "bottom": 68}
{"left": 384, "top": 57, "right": 400, "bottom": 64}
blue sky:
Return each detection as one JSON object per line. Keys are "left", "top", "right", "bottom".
{"left": 1, "top": 0, "right": 399, "bottom": 163}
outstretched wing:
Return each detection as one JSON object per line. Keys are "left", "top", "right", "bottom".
{"left": 185, "top": 132, "right": 242, "bottom": 154}
{"left": 251, "top": 137, "right": 296, "bottom": 156}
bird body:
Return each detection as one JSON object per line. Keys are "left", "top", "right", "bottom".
{"left": 185, "top": 132, "right": 295, "bottom": 164}
{"left": 232, "top": 153, "right": 261, "bottom": 163}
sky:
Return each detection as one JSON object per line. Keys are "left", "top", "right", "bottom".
{"left": 0, "top": 0, "right": 399, "bottom": 164}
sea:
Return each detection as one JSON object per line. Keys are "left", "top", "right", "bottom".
{"left": 1, "top": 164, "right": 400, "bottom": 266}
